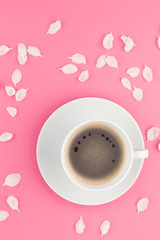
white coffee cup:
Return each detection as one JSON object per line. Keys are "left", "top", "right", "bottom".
{"left": 61, "top": 120, "right": 148, "bottom": 191}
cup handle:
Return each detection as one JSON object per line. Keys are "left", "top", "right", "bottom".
{"left": 133, "top": 149, "right": 149, "bottom": 159}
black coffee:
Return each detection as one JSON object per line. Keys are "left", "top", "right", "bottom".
{"left": 65, "top": 123, "right": 125, "bottom": 185}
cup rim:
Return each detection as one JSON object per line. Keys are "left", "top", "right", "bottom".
{"left": 61, "top": 119, "right": 134, "bottom": 191}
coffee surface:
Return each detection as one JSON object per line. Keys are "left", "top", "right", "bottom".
{"left": 65, "top": 123, "right": 125, "bottom": 185}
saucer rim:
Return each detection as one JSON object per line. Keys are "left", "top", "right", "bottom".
{"left": 36, "top": 97, "right": 144, "bottom": 205}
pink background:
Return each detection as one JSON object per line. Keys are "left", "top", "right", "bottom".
{"left": 0, "top": 0, "right": 160, "bottom": 238}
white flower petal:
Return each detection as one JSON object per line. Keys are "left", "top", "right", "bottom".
{"left": 137, "top": 198, "right": 149, "bottom": 214}
{"left": 18, "top": 54, "right": 27, "bottom": 65}
{"left": 127, "top": 67, "right": 140, "bottom": 78}
{"left": 15, "top": 88, "right": 28, "bottom": 102}
{"left": 28, "top": 46, "right": 42, "bottom": 57}
{"left": 96, "top": 54, "right": 108, "bottom": 69}
{"left": 3, "top": 173, "right": 21, "bottom": 187}
{"left": 121, "top": 36, "right": 135, "bottom": 52}
{"left": 68, "top": 53, "right": 86, "bottom": 64}
{"left": 18, "top": 43, "right": 27, "bottom": 65}
{"left": 0, "top": 211, "right": 9, "bottom": 222}
{"left": 59, "top": 64, "right": 78, "bottom": 74}
{"left": 78, "top": 70, "right": 89, "bottom": 82}
{"left": 11, "top": 69, "right": 22, "bottom": 86}
{"left": 18, "top": 43, "right": 27, "bottom": 57}
{"left": 7, "top": 196, "right": 20, "bottom": 212}
{"left": 106, "top": 55, "right": 118, "bottom": 69}
{"left": 0, "top": 45, "right": 12, "bottom": 56}
{"left": 158, "top": 143, "right": 160, "bottom": 151}
{"left": 121, "top": 78, "right": 132, "bottom": 91}
{"left": 46, "top": 20, "right": 61, "bottom": 35}
{"left": 6, "top": 107, "right": 17, "bottom": 117}
{"left": 103, "top": 32, "right": 114, "bottom": 49}
{"left": 143, "top": 65, "right": 153, "bottom": 82}
{"left": 157, "top": 36, "right": 160, "bottom": 48}
{"left": 100, "top": 220, "right": 110, "bottom": 237}
{"left": 0, "top": 132, "right": 13, "bottom": 142}
{"left": 132, "top": 87, "right": 143, "bottom": 101}
{"left": 75, "top": 216, "right": 85, "bottom": 234}
{"left": 125, "top": 36, "right": 135, "bottom": 52}
{"left": 5, "top": 86, "right": 16, "bottom": 96}
{"left": 147, "top": 127, "right": 160, "bottom": 141}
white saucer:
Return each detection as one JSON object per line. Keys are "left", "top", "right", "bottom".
{"left": 36, "top": 98, "right": 144, "bottom": 205}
